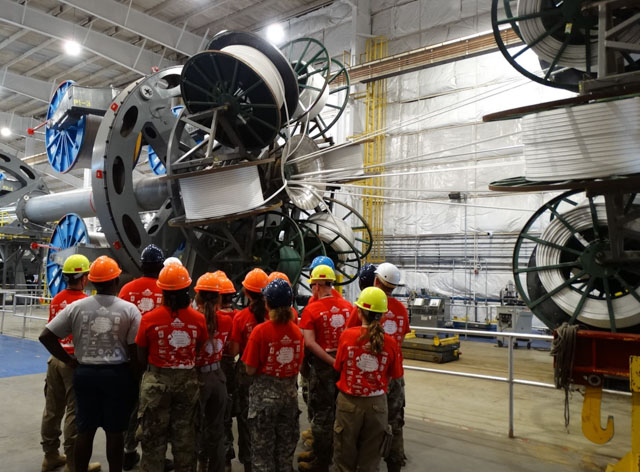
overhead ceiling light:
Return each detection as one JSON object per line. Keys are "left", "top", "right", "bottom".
{"left": 64, "top": 39, "right": 82, "bottom": 56}
{"left": 266, "top": 23, "right": 285, "bottom": 45}
{"left": 0, "top": 127, "right": 11, "bottom": 138}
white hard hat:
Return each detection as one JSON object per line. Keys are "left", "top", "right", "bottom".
{"left": 375, "top": 262, "right": 401, "bottom": 287}
{"left": 163, "top": 256, "right": 183, "bottom": 267}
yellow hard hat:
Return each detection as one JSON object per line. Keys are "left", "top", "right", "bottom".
{"left": 62, "top": 254, "right": 91, "bottom": 274}
{"left": 355, "top": 286, "right": 388, "bottom": 313}
{"left": 308, "top": 264, "right": 336, "bottom": 283}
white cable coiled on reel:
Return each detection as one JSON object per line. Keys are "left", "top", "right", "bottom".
{"left": 537, "top": 203, "right": 640, "bottom": 329}
{"left": 179, "top": 166, "right": 265, "bottom": 220}
{"left": 523, "top": 98, "right": 640, "bottom": 181}
{"left": 516, "top": 0, "right": 640, "bottom": 70}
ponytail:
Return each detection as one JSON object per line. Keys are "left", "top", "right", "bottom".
{"left": 163, "top": 288, "right": 191, "bottom": 317}
{"left": 246, "top": 289, "right": 267, "bottom": 324}
{"left": 195, "top": 290, "right": 219, "bottom": 338}
{"left": 358, "top": 308, "right": 385, "bottom": 354}
{"left": 270, "top": 306, "right": 292, "bottom": 324}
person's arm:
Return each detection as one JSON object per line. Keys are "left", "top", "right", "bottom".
{"left": 39, "top": 328, "right": 78, "bottom": 368}
{"left": 230, "top": 341, "right": 240, "bottom": 358}
{"left": 245, "top": 365, "right": 257, "bottom": 375}
{"left": 303, "top": 329, "right": 335, "bottom": 365}
{"left": 136, "top": 345, "right": 148, "bottom": 370}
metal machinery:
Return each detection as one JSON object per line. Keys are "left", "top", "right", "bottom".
{"left": 489, "top": 1, "right": 640, "bottom": 468}
{"left": 496, "top": 282, "right": 533, "bottom": 348}
{"left": 0, "top": 31, "right": 369, "bottom": 298}
{"left": 407, "top": 296, "right": 450, "bottom": 329}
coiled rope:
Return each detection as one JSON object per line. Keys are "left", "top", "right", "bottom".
{"left": 550, "top": 322, "right": 579, "bottom": 429}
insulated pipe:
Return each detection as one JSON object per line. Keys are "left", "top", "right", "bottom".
{"left": 23, "top": 175, "right": 169, "bottom": 224}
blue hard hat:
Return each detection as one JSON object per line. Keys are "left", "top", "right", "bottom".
{"left": 140, "top": 244, "right": 165, "bottom": 264}
{"left": 262, "top": 278, "right": 293, "bottom": 309}
{"left": 310, "top": 255, "right": 335, "bottom": 270}
{"left": 359, "top": 263, "right": 377, "bottom": 290}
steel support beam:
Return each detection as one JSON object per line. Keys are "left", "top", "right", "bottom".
{"left": 0, "top": 0, "right": 177, "bottom": 75}
{"left": 57, "top": 0, "right": 207, "bottom": 56}
{"left": 0, "top": 69, "right": 53, "bottom": 102}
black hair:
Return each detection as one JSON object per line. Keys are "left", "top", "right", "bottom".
{"left": 220, "top": 293, "right": 235, "bottom": 308}
{"left": 245, "top": 288, "right": 266, "bottom": 324}
{"left": 195, "top": 290, "right": 219, "bottom": 337}
{"left": 358, "top": 308, "right": 385, "bottom": 355}
{"left": 163, "top": 288, "right": 191, "bottom": 317}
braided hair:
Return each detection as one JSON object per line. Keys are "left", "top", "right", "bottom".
{"left": 163, "top": 288, "right": 191, "bottom": 317}
{"left": 195, "top": 290, "right": 219, "bottom": 338}
{"left": 358, "top": 308, "right": 385, "bottom": 354}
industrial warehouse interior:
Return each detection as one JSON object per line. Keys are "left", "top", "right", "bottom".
{"left": 0, "top": 1, "right": 639, "bottom": 471}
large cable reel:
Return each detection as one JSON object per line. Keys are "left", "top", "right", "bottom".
{"left": 491, "top": 0, "right": 640, "bottom": 91}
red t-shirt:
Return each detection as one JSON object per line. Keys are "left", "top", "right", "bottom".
{"left": 334, "top": 327, "right": 402, "bottom": 396}
{"left": 300, "top": 295, "right": 352, "bottom": 351}
{"left": 48, "top": 289, "right": 87, "bottom": 355}
{"left": 241, "top": 320, "right": 304, "bottom": 378}
{"left": 136, "top": 306, "right": 208, "bottom": 368}
{"left": 231, "top": 307, "right": 262, "bottom": 354}
{"left": 196, "top": 312, "right": 233, "bottom": 366}
{"left": 118, "top": 277, "right": 163, "bottom": 315}
{"left": 219, "top": 309, "right": 237, "bottom": 356}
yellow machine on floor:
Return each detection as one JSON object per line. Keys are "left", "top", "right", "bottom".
{"left": 402, "top": 331, "right": 460, "bottom": 364}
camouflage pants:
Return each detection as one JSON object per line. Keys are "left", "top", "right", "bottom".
{"left": 333, "top": 392, "right": 388, "bottom": 472}
{"left": 137, "top": 367, "right": 199, "bottom": 472}
{"left": 308, "top": 355, "right": 339, "bottom": 467}
{"left": 221, "top": 355, "right": 236, "bottom": 461}
{"left": 41, "top": 357, "right": 77, "bottom": 460}
{"left": 197, "top": 368, "right": 227, "bottom": 472}
{"left": 248, "top": 375, "right": 300, "bottom": 472}
{"left": 234, "top": 360, "right": 253, "bottom": 465}
{"left": 385, "top": 377, "right": 406, "bottom": 468}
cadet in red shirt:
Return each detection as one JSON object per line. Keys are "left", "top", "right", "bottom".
{"left": 40, "top": 255, "right": 101, "bottom": 472}
{"left": 136, "top": 263, "right": 208, "bottom": 472}
{"left": 333, "top": 287, "right": 402, "bottom": 472}
{"left": 242, "top": 278, "right": 304, "bottom": 472}
{"left": 119, "top": 244, "right": 165, "bottom": 470}
{"left": 193, "top": 272, "right": 233, "bottom": 472}
{"left": 217, "top": 275, "right": 238, "bottom": 469}
{"left": 229, "top": 268, "right": 269, "bottom": 471}
{"left": 299, "top": 265, "right": 352, "bottom": 472}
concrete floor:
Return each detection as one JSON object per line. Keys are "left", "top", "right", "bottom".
{"left": 0, "top": 310, "right": 633, "bottom": 471}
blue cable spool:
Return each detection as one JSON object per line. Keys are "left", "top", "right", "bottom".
{"left": 46, "top": 213, "right": 89, "bottom": 297}
{"left": 45, "top": 81, "right": 89, "bottom": 173}
{"left": 147, "top": 105, "right": 184, "bottom": 175}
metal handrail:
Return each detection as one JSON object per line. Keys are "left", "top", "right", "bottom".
{"left": 406, "top": 325, "right": 630, "bottom": 439}
{"left": 0, "top": 290, "right": 51, "bottom": 338}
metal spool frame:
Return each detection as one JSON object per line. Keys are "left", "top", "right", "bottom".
{"left": 46, "top": 213, "right": 89, "bottom": 296}
{"left": 282, "top": 37, "right": 332, "bottom": 122}
{"left": 45, "top": 80, "right": 101, "bottom": 173}
{"left": 510, "top": 183, "right": 640, "bottom": 332}
{"left": 491, "top": 0, "right": 640, "bottom": 92}
{"left": 91, "top": 67, "right": 183, "bottom": 275}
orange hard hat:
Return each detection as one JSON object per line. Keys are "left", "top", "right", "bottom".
{"left": 213, "top": 270, "right": 227, "bottom": 279}
{"left": 242, "top": 268, "right": 269, "bottom": 292}
{"left": 267, "top": 271, "right": 290, "bottom": 285}
{"left": 88, "top": 256, "right": 122, "bottom": 283}
{"left": 157, "top": 262, "right": 192, "bottom": 291}
{"left": 195, "top": 272, "right": 221, "bottom": 293}
{"left": 218, "top": 277, "right": 236, "bottom": 294}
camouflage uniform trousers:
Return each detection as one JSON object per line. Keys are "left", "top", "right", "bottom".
{"left": 308, "top": 355, "right": 339, "bottom": 468}
{"left": 248, "top": 374, "right": 300, "bottom": 472}
{"left": 221, "top": 355, "right": 236, "bottom": 461}
{"left": 137, "top": 366, "right": 200, "bottom": 472}
{"left": 333, "top": 391, "right": 388, "bottom": 472}
{"left": 384, "top": 377, "right": 406, "bottom": 468}
{"left": 197, "top": 367, "right": 227, "bottom": 472}
{"left": 41, "top": 356, "right": 77, "bottom": 460}
{"left": 234, "top": 360, "right": 253, "bottom": 465}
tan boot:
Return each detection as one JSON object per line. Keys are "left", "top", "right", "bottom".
{"left": 303, "top": 438, "right": 313, "bottom": 449}
{"left": 42, "top": 452, "right": 66, "bottom": 471}
{"left": 300, "top": 429, "right": 313, "bottom": 441}
{"left": 297, "top": 450, "right": 315, "bottom": 462}
{"left": 64, "top": 462, "right": 101, "bottom": 472}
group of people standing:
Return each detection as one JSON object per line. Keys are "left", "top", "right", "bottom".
{"left": 38, "top": 246, "right": 409, "bottom": 472}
